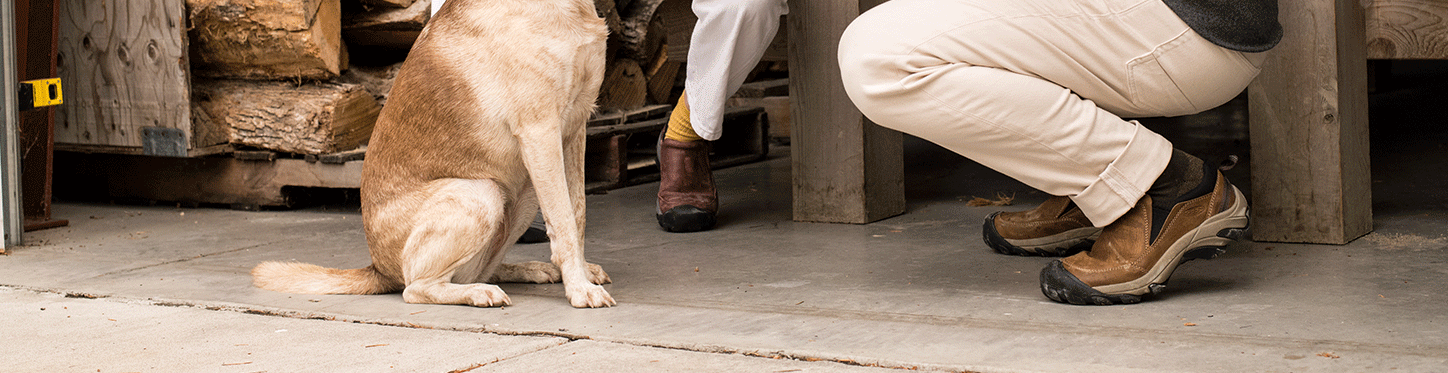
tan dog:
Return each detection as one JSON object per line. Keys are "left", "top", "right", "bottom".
{"left": 251, "top": 0, "right": 615, "bottom": 308}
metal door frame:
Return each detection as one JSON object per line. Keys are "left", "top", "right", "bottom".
{"left": 1, "top": 0, "right": 27, "bottom": 247}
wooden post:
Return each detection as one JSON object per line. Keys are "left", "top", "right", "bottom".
{"left": 1247, "top": 0, "right": 1372, "bottom": 244}
{"left": 16, "top": 0, "right": 68, "bottom": 231}
{"left": 788, "top": 0, "right": 903, "bottom": 224}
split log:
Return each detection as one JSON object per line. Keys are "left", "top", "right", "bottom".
{"left": 192, "top": 79, "right": 381, "bottom": 155}
{"left": 335, "top": 62, "right": 404, "bottom": 106}
{"left": 598, "top": 0, "right": 674, "bottom": 111}
{"left": 645, "top": 44, "right": 680, "bottom": 104}
{"left": 641, "top": 14, "right": 679, "bottom": 104}
{"left": 188, "top": 0, "right": 348, "bottom": 80}
{"left": 615, "top": 0, "right": 666, "bottom": 61}
{"left": 363, "top": 0, "right": 416, "bottom": 8}
{"left": 596, "top": 0, "right": 624, "bottom": 60}
{"left": 343, "top": 0, "right": 430, "bottom": 50}
{"left": 596, "top": 0, "right": 623, "bottom": 37}
{"left": 657, "top": 0, "right": 693, "bottom": 62}
{"left": 598, "top": 58, "right": 649, "bottom": 111}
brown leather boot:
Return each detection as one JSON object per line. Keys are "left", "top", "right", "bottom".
{"left": 656, "top": 134, "right": 717, "bottom": 232}
{"left": 1040, "top": 170, "right": 1249, "bottom": 305}
{"left": 983, "top": 196, "right": 1100, "bottom": 256}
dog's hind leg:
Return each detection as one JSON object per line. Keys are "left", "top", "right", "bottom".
{"left": 486, "top": 186, "right": 613, "bottom": 285}
{"left": 490, "top": 260, "right": 612, "bottom": 284}
{"left": 397, "top": 178, "right": 514, "bottom": 307}
{"left": 514, "top": 112, "right": 615, "bottom": 308}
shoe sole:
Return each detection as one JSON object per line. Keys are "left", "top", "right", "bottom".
{"left": 657, "top": 205, "right": 717, "bottom": 233}
{"left": 1040, "top": 186, "right": 1250, "bottom": 305}
{"left": 982, "top": 212, "right": 1099, "bottom": 257}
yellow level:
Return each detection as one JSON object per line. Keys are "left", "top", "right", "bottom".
{"left": 19, "top": 78, "right": 62, "bottom": 110}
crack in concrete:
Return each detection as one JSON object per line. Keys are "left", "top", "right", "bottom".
{"left": 91, "top": 241, "right": 281, "bottom": 278}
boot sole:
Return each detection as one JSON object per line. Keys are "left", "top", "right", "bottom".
{"left": 1040, "top": 186, "right": 1250, "bottom": 305}
{"left": 657, "top": 205, "right": 717, "bottom": 233}
{"left": 982, "top": 212, "right": 1099, "bottom": 257}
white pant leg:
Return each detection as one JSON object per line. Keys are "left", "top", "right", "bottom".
{"left": 686, "top": 0, "right": 789, "bottom": 140}
{"left": 838, "top": 0, "right": 1263, "bottom": 226}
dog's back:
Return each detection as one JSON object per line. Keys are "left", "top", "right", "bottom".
{"left": 366, "top": 0, "right": 607, "bottom": 197}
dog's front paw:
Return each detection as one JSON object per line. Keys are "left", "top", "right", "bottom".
{"left": 469, "top": 286, "right": 513, "bottom": 308}
{"left": 567, "top": 284, "right": 615, "bottom": 308}
{"left": 587, "top": 263, "right": 611, "bottom": 285}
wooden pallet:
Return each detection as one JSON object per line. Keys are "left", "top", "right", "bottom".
{"left": 55, "top": 151, "right": 365, "bottom": 210}
{"left": 584, "top": 106, "right": 768, "bottom": 192}
{"left": 55, "top": 106, "right": 770, "bottom": 208}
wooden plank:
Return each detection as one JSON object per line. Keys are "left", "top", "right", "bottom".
{"left": 788, "top": 0, "right": 903, "bottom": 224}
{"left": 1366, "top": 0, "right": 1448, "bottom": 59}
{"left": 1247, "top": 0, "right": 1372, "bottom": 244}
{"left": 730, "top": 95, "right": 790, "bottom": 140}
{"left": 734, "top": 78, "right": 789, "bottom": 98}
{"left": 71, "top": 154, "right": 363, "bottom": 207}
{"left": 55, "top": 0, "right": 194, "bottom": 150}
{"left": 53, "top": 142, "right": 234, "bottom": 157}
{"left": 317, "top": 146, "right": 367, "bottom": 164}
{"left": 583, "top": 106, "right": 767, "bottom": 193}
{"left": 588, "top": 104, "right": 671, "bottom": 127}
{"left": 585, "top": 134, "right": 628, "bottom": 185}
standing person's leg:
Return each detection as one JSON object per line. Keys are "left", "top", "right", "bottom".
{"left": 838, "top": 0, "right": 1260, "bottom": 304}
{"left": 657, "top": 0, "right": 789, "bottom": 232}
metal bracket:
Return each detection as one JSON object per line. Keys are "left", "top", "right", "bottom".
{"left": 17, "top": 78, "right": 61, "bottom": 111}
{"left": 142, "top": 126, "right": 188, "bottom": 157}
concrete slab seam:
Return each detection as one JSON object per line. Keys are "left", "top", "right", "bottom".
{"left": 90, "top": 241, "right": 284, "bottom": 278}
{"left": 2, "top": 284, "right": 982, "bottom": 372}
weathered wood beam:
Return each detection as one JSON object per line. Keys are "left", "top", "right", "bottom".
{"left": 1247, "top": 0, "right": 1372, "bottom": 244}
{"left": 788, "top": 0, "right": 903, "bottom": 224}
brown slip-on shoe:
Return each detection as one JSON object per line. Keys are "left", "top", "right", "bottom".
{"left": 1040, "top": 170, "right": 1249, "bottom": 305}
{"left": 983, "top": 196, "right": 1100, "bottom": 256}
{"left": 656, "top": 134, "right": 717, "bottom": 232}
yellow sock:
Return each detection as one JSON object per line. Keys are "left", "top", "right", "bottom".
{"left": 664, "top": 92, "right": 704, "bottom": 142}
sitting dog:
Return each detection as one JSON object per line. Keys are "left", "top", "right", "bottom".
{"left": 251, "top": 0, "right": 615, "bottom": 308}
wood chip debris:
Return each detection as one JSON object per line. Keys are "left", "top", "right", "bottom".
{"left": 965, "top": 193, "right": 1015, "bottom": 207}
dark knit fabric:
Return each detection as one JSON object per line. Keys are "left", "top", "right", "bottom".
{"left": 1163, "top": 0, "right": 1281, "bottom": 52}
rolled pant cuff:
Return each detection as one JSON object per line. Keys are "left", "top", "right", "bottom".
{"left": 1073, "top": 122, "right": 1173, "bottom": 227}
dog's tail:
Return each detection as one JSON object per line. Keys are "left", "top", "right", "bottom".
{"left": 251, "top": 261, "right": 401, "bottom": 295}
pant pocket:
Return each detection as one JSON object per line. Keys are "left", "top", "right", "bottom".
{"left": 1127, "top": 29, "right": 1262, "bottom": 117}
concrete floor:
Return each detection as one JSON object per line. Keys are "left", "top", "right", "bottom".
{"left": 4, "top": 64, "right": 1448, "bottom": 372}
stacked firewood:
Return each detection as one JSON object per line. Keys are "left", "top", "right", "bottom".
{"left": 594, "top": 0, "right": 679, "bottom": 111}
{"left": 186, "top": 0, "right": 680, "bottom": 156}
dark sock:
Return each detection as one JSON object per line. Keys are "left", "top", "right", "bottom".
{"left": 1145, "top": 149, "right": 1217, "bottom": 242}
{"left": 1146, "top": 149, "right": 1206, "bottom": 211}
